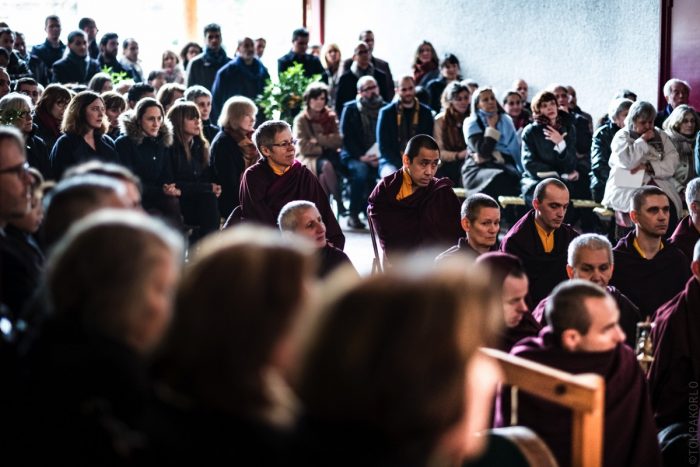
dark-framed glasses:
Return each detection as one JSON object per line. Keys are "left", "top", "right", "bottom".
{"left": 0, "top": 161, "right": 30, "bottom": 178}
{"left": 269, "top": 139, "right": 297, "bottom": 149}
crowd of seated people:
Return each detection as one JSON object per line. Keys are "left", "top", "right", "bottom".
{"left": 2, "top": 12, "right": 700, "bottom": 467}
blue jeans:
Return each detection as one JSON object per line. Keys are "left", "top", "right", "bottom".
{"left": 345, "top": 158, "right": 378, "bottom": 217}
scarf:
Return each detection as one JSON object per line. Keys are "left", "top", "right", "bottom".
{"left": 231, "top": 128, "right": 258, "bottom": 168}
{"left": 35, "top": 107, "right": 61, "bottom": 138}
{"left": 350, "top": 61, "right": 374, "bottom": 79}
{"left": 630, "top": 128, "right": 664, "bottom": 154}
{"left": 203, "top": 46, "right": 228, "bottom": 67}
{"left": 466, "top": 109, "right": 521, "bottom": 164}
{"left": 356, "top": 95, "right": 384, "bottom": 149}
{"left": 667, "top": 128, "right": 695, "bottom": 167}
{"left": 303, "top": 107, "right": 337, "bottom": 135}
{"left": 413, "top": 60, "right": 437, "bottom": 85}
{"left": 442, "top": 106, "right": 467, "bottom": 151}
{"left": 396, "top": 98, "right": 420, "bottom": 152}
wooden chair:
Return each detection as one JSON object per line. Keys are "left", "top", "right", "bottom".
{"left": 367, "top": 209, "right": 383, "bottom": 274}
{"left": 481, "top": 347, "right": 605, "bottom": 467}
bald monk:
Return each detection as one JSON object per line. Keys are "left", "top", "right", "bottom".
{"left": 367, "top": 134, "right": 461, "bottom": 258}
{"left": 497, "top": 280, "right": 662, "bottom": 467}
{"left": 436, "top": 193, "right": 501, "bottom": 260}
{"left": 648, "top": 239, "right": 700, "bottom": 432}
{"left": 238, "top": 120, "right": 345, "bottom": 249}
{"left": 500, "top": 178, "right": 579, "bottom": 307}
{"left": 476, "top": 252, "right": 541, "bottom": 352}
{"left": 610, "top": 185, "right": 690, "bottom": 318}
{"left": 531, "top": 233, "right": 642, "bottom": 348}
{"left": 669, "top": 177, "right": 700, "bottom": 260}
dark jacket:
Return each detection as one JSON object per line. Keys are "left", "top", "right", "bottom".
{"left": 115, "top": 111, "right": 175, "bottom": 202}
{"left": 202, "top": 120, "right": 219, "bottom": 145}
{"left": 30, "top": 39, "right": 66, "bottom": 71}
{"left": 590, "top": 120, "right": 620, "bottom": 202}
{"left": 377, "top": 101, "right": 434, "bottom": 171}
{"left": 277, "top": 51, "right": 324, "bottom": 78}
{"left": 520, "top": 117, "right": 577, "bottom": 197}
{"left": 97, "top": 55, "right": 133, "bottom": 78}
{"left": 26, "top": 124, "right": 52, "bottom": 180}
{"left": 210, "top": 57, "right": 269, "bottom": 122}
{"left": 50, "top": 132, "right": 119, "bottom": 178}
{"left": 170, "top": 138, "right": 214, "bottom": 196}
{"left": 333, "top": 67, "right": 388, "bottom": 116}
{"left": 51, "top": 53, "right": 101, "bottom": 85}
{"left": 186, "top": 48, "right": 230, "bottom": 91}
{"left": 33, "top": 109, "right": 62, "bottom": 153}
{"left": 339, "top": 100, "right": 378, "bottom": 163}
{"left": 210, "top": 130, "right": 246, "bottom": 218}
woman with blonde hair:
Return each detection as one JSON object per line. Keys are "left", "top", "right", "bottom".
{"left": 148, "top": 226, "right": 314, "bottom": 464}
{"left": 210, "top": 95, "right": 259, "bottom": 218}
{"left": 167, "top": 100, "right": 220, "bottom": 242}
{"left": 662, "top": 104, "right": 699, "bottom": 195}
{"left": 20, "top": 209, "right": 183, "bottom": 465}
{"left": 0, "top": 92, "right": 51, "bottom": 178}
{"left": 161, "top": 49, "right": 185, "bottom": 84}
{"left": 50, "top": 90, "right": 119, "bottom": 178}
{"left": 321, "top": 43, "right": 342, "bottom": 109}
{"left": 293, "top": 81, "right": 346, "bottom": 215}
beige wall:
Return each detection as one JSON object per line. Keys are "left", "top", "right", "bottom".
{"left": 324, "top": 0, "right": 661, "bottom": 120}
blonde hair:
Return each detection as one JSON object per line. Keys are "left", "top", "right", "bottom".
{"left": 218, "top": 95, "right": 257, "bottom": 130}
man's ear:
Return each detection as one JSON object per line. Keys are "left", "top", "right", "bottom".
{"left": 260, "top": 146, "right": 271, "bottom": 158}
{"left": 629, "top": 209, "right": 639, "bottom": 224}
{"left": 560, "top": 329, "right": 581, "bottom": 352}
{"left": 461, "top": 217, "right": 470, "bottom": 233}
{"left": 402, "top": 153, "right": 410, "bottom": 167}
{"left": 565, "top": 264, "right": 574, "bottom": 279}
{"left": 532, "top": 198, "right": 540, "bottom": 211}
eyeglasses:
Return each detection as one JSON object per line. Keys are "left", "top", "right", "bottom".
{"left": 269, "top": 139, "right": 297, "bottom": 149}
{"left": 361, "top": 84, "right": 378, "bottom": 92}
{"left": 0, "top": 161, "right": 30, "bottom": 178}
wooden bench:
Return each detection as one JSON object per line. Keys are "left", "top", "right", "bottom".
{"left": 497, "top": 196, "right": 604, "bottom": 210}
{"left": 481, "top": 347, "right": 605, "bottom": 467}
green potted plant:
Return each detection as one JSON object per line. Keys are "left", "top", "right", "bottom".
{"left": 258, "top": 62, "right": 321, "bottom": 124}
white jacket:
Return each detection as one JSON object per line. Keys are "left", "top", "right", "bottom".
{"left": 602, "top": 128, "right": 682, "bottom": 216}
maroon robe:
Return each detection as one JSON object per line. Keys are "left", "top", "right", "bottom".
{"left": 500, "top": 210, "right": 579, "bottom": 308}
{"left": 367, "top": 170, "right": 462, "bottom": 258}
{"left": 497, "top": 311, "right": 542, "bottom": 352}
{"left": 434, "top": 236, "right": 499, "bottom": 262}
{"left": 239, "top": 158, "right": 345, "bottom": 249}
{"left": 648, "top": 277, "right": 700, "bottom": 430}
{"left": 496, "top": 328, "right": 662, "bottom": 467}
{"left": 318, "top": 243, "right": 356, "bottom": 278}
{"left": 610, "top": 231, "right": 690, "bottom": 318}
{"left": 532, "top": 285, "right": 642, "bottom": 348}
{"left": 669, "top": 215, "right": 700, "bottom": 261}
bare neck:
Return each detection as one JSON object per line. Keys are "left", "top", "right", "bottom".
{"left": 635, "top": 228, "right": 663, "bottom": 259}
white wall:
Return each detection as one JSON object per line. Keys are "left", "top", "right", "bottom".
{"left": 324, "top": 0, "right": 661, "bottom": 120}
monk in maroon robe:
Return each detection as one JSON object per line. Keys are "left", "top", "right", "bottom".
{"left": 436, "top": 193, "right": 501, "bottom": 261}
{"left": 610, "top": 186, "right": 690, "bottom": 317}
{"left": 500, "top": 179, "right": 579, "bottom": 308}
{"left": 531, "top": 233, "right": 642, "bottom": 348}
{"left": 648, "top": 241, "right": 700, "bottom": 431}
{"left": 496, "top": 281, "right": 662, "bottom": 467}
{"left": 239, "top": 121, "right": 344, "bottom": 249}
{"left": 367, "top": 134, "right": 461, "bottom": 258}
{"left": 669, "top": 178, "right": 700, "bottom": 260}
{"left": 476, "top": 252, "right": 541, "bottom": 352}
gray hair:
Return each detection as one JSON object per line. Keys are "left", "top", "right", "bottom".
{"left": 663, "top": 78, "right": 691, "bottom": 97}
{"left": 356, "top": 75, "right": 377, "bottom": 92}
{"left": 567, "top": 233, "right": 613, "bottom": 267}
{"left": 625, "top": 101, "right": 657, "bottom": 131}
{"left": 253, "top": 120, "right": 291, "bottom": 153}
{"left": 277, "top": 200, "right": 316, "bottom": 231}
{"left": 184, "top": 85, "right": 211, "bottom": 101}
{"left": 686, "top": 177, "right": 700, "bottom": 207}
{"left": 662, "top": 104, "right": 699, "bottom": 132}
{"left": 607, "top": 98, "right": 633, "bottom": 123}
